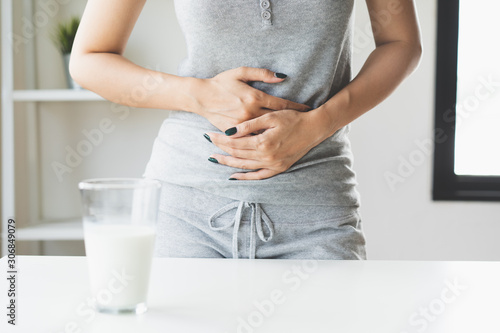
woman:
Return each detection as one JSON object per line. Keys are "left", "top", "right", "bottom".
{"left": 71, "top": 0, "right": 421, "bottom": 259}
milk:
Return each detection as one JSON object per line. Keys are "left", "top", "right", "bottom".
{"left": 84, "top": 223, "right": 156, "bottom": 309}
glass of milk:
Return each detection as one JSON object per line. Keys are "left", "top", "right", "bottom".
{"left": 79, "top": 178, "right": 161, "bottom": 315}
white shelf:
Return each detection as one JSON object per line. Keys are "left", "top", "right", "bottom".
{"left": 13, "top": 89, "right": 106, "bottom": 102}
{"left": 13, "top": 220, "right": 83, "bottom": 241}
{"left": 0, "top": 1, "right": 106, "bottom": 255}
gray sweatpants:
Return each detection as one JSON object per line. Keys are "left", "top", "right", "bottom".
{"left": 154, "top": 181, "right": 367, "bottom": 260}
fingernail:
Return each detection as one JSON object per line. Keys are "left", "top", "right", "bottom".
{"left": 225, "top": 127, "right": 237, "bottom": 136}
{"left": 203, "top": 133, "right": 212, "bottom": 143}
{"left": 228, "top": 178, "right": 237, "bottom": 180}
{"left": 274, "top": 72, "right": 287, "bottom": 79}
{"left": 208, "top": 157, "right": 218, "bottom": 164}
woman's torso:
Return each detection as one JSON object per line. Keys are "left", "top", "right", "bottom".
{"left": 144, "top": 0, "right": 361, "bottom": 206}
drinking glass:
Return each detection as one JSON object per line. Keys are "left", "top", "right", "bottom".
{"left": 79, "top": 178, "right": 161, "bottom": 314}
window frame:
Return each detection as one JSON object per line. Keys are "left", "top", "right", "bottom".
{"left": 433, "top": 0, "right": 500, "bottom": 201}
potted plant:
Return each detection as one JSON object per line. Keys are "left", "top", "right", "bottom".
{"left": 51, "top": 16, "right": 81, "bottom": 89}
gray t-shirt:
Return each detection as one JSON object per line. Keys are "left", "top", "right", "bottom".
{"left": 144, "top": 0, "right": 361, "bottom": 206}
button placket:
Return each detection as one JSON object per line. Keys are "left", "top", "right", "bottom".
{"left": 260, "top": 0, "right": 272, "bottom": 26}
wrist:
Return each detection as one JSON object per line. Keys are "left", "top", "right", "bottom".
{"left": 307, "top": 105, "right": 342, "bottom": 145}
{"left": 149, "top": 74, "right": 202, "bottom": 113}
{"left": 179, "top": 77, "right": 205, "bottom": 115}
{"left": 311, "top": 87, "right": 353, "bottom": 142}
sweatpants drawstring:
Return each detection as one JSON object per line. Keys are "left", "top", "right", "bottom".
{"left": 208, "top": 201, "right": 274, "bottom": 259}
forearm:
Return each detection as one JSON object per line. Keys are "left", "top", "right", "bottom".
{"left": 311, "top": 40, "right": 422, "bottom": 142}
{"left": 69, "top": 52, "right": 197, "bottom": 111}
{"left": 69, "top": 0, "right": 199, "bottom": 112}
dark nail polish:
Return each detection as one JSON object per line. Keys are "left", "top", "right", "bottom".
{"left": 203, "top": 133, "right": 212, "bottom": 143}
{"left": 228, "top": 178, "right": 237, "bottom": 180}
{"left": 274, "top": 72, "right": 287, "bottom": 79}
{"left": 225, "top": 127, "right": 237, "bottom": 136}
{"left": 208, "top": 157, "right": 218, "bottom": 164}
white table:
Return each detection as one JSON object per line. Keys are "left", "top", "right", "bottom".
{"left": 1, "top": 256, "right": 499, "bottom": 333}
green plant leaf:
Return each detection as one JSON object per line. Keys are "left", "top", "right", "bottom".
{"left": 51, "top": 16, "right": 80, "bottom": 54}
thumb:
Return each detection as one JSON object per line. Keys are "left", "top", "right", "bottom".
{"left": 224, "top": 115, "right": 270, "bottom": 138}
{"left": 232, "top": 66, "right": 287, "bottom": 83}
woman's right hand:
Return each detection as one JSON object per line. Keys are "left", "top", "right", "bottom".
{"left": 186, "top": 66, "right": 311, "bottom": 132}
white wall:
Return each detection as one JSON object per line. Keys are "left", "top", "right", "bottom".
{"left": 350, "top": 0, "right": 500, "bottom": 260}
{"left": 10, "top": 0, "right": 181, "bottom": 254}
{"left": 35, "top": 0, "right": 179, "bottom": 221}
{"left": 8, "top": 0, "right": 500, "bottom": 259}
{"left": 0, "top": 2, "right": 2, "bottom": 254}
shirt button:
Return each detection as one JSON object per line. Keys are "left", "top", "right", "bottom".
{"left": 261, "top": 10, "right": 271, "bottom": 20}
{"left": 261, "top": 1, "right": 270, "bottom": 10}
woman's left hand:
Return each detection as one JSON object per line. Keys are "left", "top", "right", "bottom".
{"left": 205, "top": 109, "right": 330, "bottom": 180}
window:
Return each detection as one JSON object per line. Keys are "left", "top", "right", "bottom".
{"left": 433, "top": 0, "right": 500, "bottom": 201}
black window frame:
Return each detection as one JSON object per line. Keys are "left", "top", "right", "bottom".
{"left": 433, "top": 0, "right": 500, "bottom": 201}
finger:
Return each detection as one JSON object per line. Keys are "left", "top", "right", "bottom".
{"left": 264, "top": 96, "right": 311, "bottom": 112}
{"left": 209, "top": 154, "right": 263, "bottom": 170}
{"left": 232, "top": 66, "right": 287, "bottom": 84}
{"left": 207, "top": 132, "right": 257, "bottom": 150}
{"left": 211, "top": 143, "right": 259, "bottom": 159}
{"left": 222, "top": 116, "right": 272, "bottom": 138}
{"left": 229, "top": 168, "right": 279, "bottom": 180}
{"left": 228, "top": 67, "right": 311, "bottom": 112}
